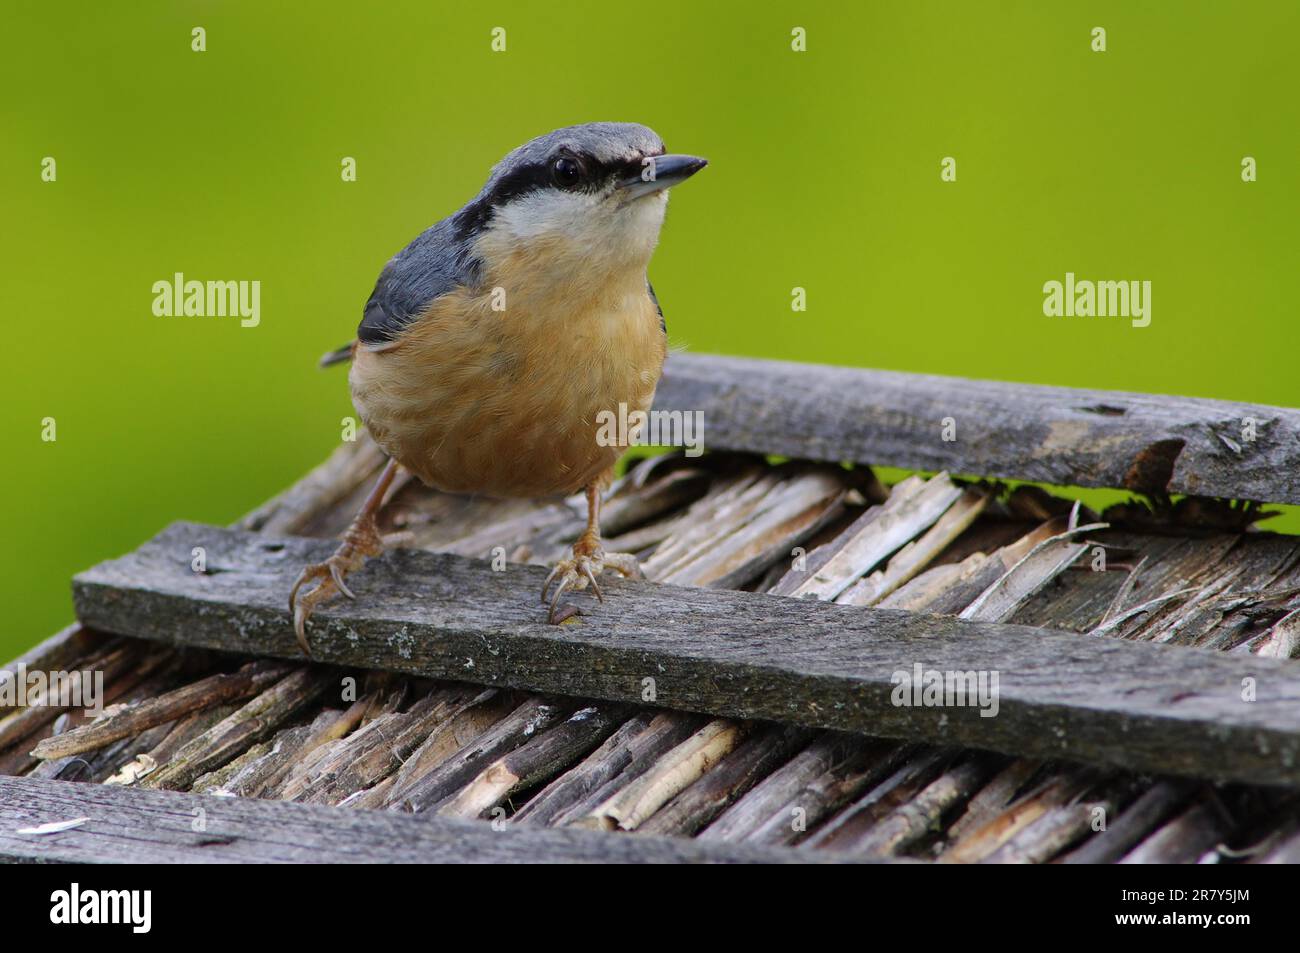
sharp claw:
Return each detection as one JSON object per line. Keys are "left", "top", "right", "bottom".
{"left": 541, "top": 546, "right": 643, "bottom": 622}
{"left": 288, "top": 517, "right": 387, "bottom": 653}
{"left": 289, "top": 573, "right": 306, "bottom": 615}
{"left": 548, "top": 570, "right": 577, "bottom": 622}
{"left": 541, "top": 565, "right": 562, "bottom": 604}
{"left": 582, "top": 562, "right": 603, "bottom": 602}
{"left": 330, "top": 561, "right": 356, "bottom": 599}
{"left": 552, "top": 577, "right": 571, "bottom": 607}
{"left": 293, "top": 604, "right": 312, "bottom": 656}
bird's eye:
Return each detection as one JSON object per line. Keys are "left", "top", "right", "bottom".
{"left": 551, "top": 156, "right": 581, "bottom": 189}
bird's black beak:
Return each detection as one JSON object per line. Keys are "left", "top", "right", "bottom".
{"left": 617, "top": 154, "right": 708, "bottom": 202}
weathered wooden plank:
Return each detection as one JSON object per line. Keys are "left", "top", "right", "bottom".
{"left": 654, "top": 352, "right": 1300, "bottom": 504}
{"left": 70, "top": 521, "right": 1300, "bottom": 787}
{"left": 0, "top": 775, "right": 854, "bottom": 864}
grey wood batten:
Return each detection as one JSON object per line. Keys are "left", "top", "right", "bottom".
{"left": 655, "top": 353, "right": 1300, "bottom": 504}
{"left": 0, "top": 775, "right": 849, "bottom": 864}
{"left": 71, "top": 521, "right": 1300, "bottom": 787}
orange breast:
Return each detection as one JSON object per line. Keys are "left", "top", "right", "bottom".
{"left": 349, "top": 280, "right": 666, "bottom": 499}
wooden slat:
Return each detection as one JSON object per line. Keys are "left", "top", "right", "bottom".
{"left": 654, "top": 353, "right": 1300, "bottom": 504}
{"left": 72, "top": 521, "right": 1300, "bottom": 787}
{"left": 0, "top": 775, "right": 847, "bottom": 864}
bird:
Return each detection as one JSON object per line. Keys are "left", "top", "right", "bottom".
{"left": 289, "top": 122, "right": 707, "bottom": 652}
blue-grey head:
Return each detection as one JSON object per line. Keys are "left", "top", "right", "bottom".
{"left": 454, "top": 122, "right": 707, "bottom": 271}
{"left": 353, "top": 123, "right": 705, "bottom": 350}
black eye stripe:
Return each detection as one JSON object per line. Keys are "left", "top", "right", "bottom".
{"left": 483, "top": 162, "right": 554, "bottom": 205}
{"left": 452, "top": 147, "right": 669, "bottom": 239}
{"left": 489, "top": 150, "right": 668, "bottom": 204}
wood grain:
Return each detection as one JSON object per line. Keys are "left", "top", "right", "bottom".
{"left": 654, "top": 353, "right": 1300, "bottom": 504}
{"left": 0, "top": 775, "right": 852, "bottom": 864}
{"left": 72, "top": 521, "right": 1300, "bottom": 787}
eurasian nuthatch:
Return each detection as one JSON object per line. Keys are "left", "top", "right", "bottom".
{"left": 290, "top": 122, "right": 707, "bottom": 649}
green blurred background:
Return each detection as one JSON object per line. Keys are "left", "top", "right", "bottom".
{"left": 3, "top": 1, "right": 1298, "bottom": 658}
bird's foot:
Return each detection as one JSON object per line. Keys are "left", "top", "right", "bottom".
{"left": 288, "top": 515, "right": 389, "bottom": 654}
{"left": 541, "top": 534, "right": 643, "bottom": 624}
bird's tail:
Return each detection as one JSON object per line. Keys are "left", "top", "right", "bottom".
{"left": 319, "top": 341, "right": 356, "bottom": 368}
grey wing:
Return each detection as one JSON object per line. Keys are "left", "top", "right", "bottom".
{"left": 647, "top": 279, "right": 665, "bottom": 334}
{"left": 357, "top": 216, "right": 482, "bottom": 346}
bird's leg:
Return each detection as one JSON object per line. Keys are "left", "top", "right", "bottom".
{"left": 289, "top": 458, "right": 402, "bottom": 654}
{"left": 541, "top": 481, "right": 644, "bottom": 623}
